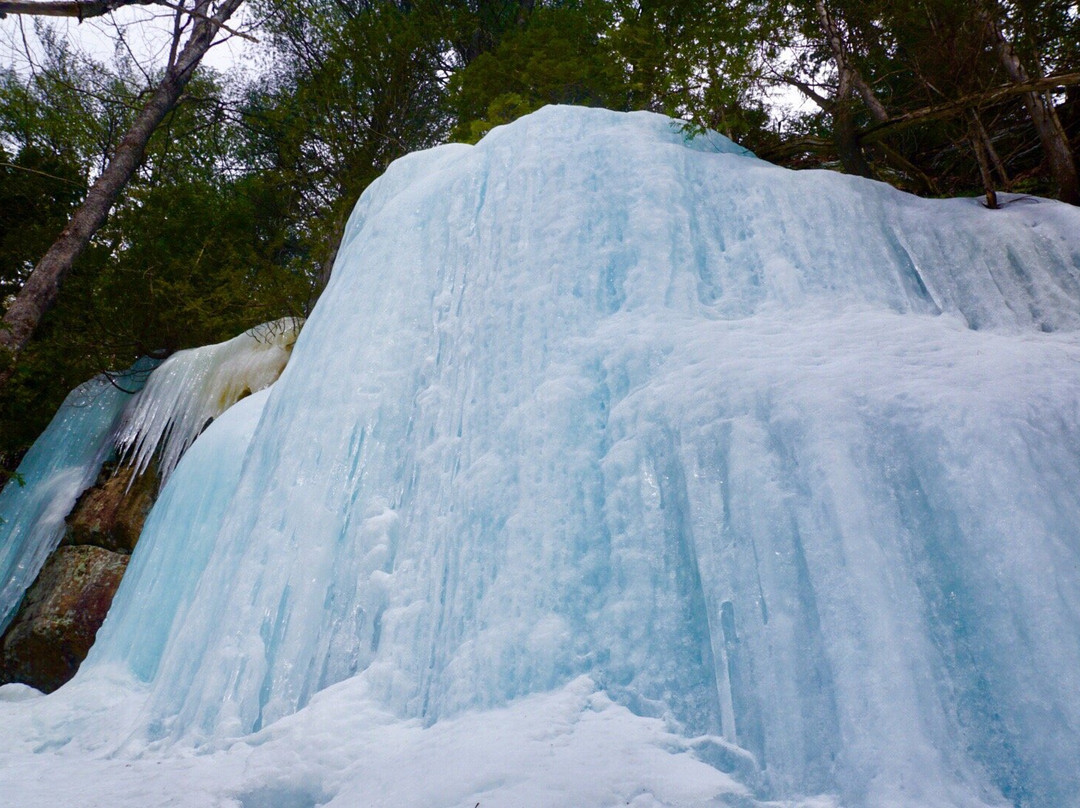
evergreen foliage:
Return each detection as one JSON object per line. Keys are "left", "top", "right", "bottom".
{"left": 0, "top": 0, "right": 1077, "bottom": 476}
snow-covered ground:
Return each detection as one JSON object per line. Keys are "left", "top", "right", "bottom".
{"left": 2, "top": 672, "right": 778, "bottom": 808}
{"left": 3, "top": 106, "right": 1080, "bottom": 807}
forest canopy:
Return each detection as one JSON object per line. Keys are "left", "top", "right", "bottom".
{"left": 1, "top": 0, "right": 1078, "bottom": 475}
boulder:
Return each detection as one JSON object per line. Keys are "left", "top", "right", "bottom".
{"left": 0, "top": 545, "right": 128, "bottom": 692}
{"left": 63, "top": 462, "right": 158, "bottom": 554}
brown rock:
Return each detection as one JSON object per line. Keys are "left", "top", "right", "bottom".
{"left": 0, "top": 545, "right": 129, "bottom": 692}
{"left": 63, "top": 462, "right": 158, "bottom": 554}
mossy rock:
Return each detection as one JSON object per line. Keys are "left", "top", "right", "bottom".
{"left": 0, "top": 546, "right": 128, "bottom": 692}
{"left": 63, "top": 462, "right": 158, "bottom": 554}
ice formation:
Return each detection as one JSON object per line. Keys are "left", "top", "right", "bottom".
{"left": 0, "top": 359, "right": 157, "bottom": 632}
{"left": 3, "top": 106, "right": 1080, "bottom": 808}
{"left": 113, "top": 317, "right": 303, "bottom": 483}
{"left": 0, "top": 318, "right": 301, "bottom": 634}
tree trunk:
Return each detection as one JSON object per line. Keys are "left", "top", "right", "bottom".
{"left": 832, "top": 77, "right": 874, "bottom": 178}
{"left": 969, "top": 111, "right": 999, "bottom": 209}
{"left": 0, "top": 0, "right": 245, "bottom": 388}
{"left": 981, "top": 5, "right": 1079, "bottom": 204}
{"left": 971, "top": 112, "right": 1010, "bottom": 188}
{"left": 815, "top": 0, "right": 874, "bottom": 178}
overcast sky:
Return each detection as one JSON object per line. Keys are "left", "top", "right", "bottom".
{"left": 0, "top": 5, "right": 254, "bottom": 78}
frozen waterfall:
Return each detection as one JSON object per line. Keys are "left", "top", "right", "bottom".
{"left": 3, "top": 106, "right": 1080, "bottom": 808}
{"left": 0, "top": 359, "right": 157, "bottom": 633}
{"left": 113, "top": 316, "right": 303, "bottom": 485}
{"left": 0, "top": 318, "right": 301, "bottom": 636}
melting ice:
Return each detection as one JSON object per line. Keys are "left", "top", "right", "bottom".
{"left": 3, "top": 106, "right": 1080, "bottom": 808}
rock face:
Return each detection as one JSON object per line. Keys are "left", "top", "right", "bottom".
{"left": 63, "top": 463, "right": 158, "bottom": 554}
{"left": 0, "top": 545, "right": 128, "bottom": 692}
{"left": 0, "top": 462, "right": 157, "bottom": 691}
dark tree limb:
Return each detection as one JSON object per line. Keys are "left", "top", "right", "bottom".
{"left": 757, "top": 136, "right": 833, "bottom": 162}
{"left": 0, "top": 0, "right": 245, "bottom": 389}
{"left": 0, "top": 0, "right": 151, "bottom": 19}
{"left": 859, "top": 72, "right": 1080, "bottom": 145}
{"left": 0, "top": 161, "right": 84, "bottom": 186}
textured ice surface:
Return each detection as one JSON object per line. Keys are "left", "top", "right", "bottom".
{"left": 114, "top": 317, "right": 302, "bottom": 484}
{"left": 0, "top": 358, "right": 157, "bottom": 632}
{"left": 4, "top": 106, "right": 1080, "bottom": 807}
{"left": 0, "top": 318, "right": 299, "bottom": 635}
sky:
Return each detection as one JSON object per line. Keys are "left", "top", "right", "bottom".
{"left": 0, "top": 3, "right": 255, "bottom": 78}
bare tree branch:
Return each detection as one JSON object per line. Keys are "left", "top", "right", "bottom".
{"left": 0, "top": 160, "right": 84, "bottom": 185}
{"left": 154, "top": 0, "right": 257, "bottom": 42}
{"left": 0, "top": 0, "right": 151, "bottom": 20}
{"left": 859, "top": 71, "right": 1080, "bottom": 144}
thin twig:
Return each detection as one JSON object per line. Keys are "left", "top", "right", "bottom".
{"left": 0, "top": 160, "right": 85, "bottom": 185}
{"left": 153, "top": 0, "right": 258, "bottom": 42}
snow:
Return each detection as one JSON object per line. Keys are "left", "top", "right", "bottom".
{"left": 0, "top": 672, "right": 765, "bottom": 808}
{"left": 3, "top": 105, "right": 1080, "bottom": 807}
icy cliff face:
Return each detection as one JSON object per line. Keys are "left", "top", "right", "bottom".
{"left": 0, "top": 319, "right": 301, "bottom": 637}
{"left": 0, "top": 359, "right": 157, "bottom": 633}
{"left": 6, "top": 106, "right": 1080, "bottom": 808}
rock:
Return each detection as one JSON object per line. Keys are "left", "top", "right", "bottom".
{"left": 63, "top": 462, "right": 158, "bottom": 554}
{"left": 0, "top": 546, "right": 128, "bottom": 692}
{"left": 1, "top": 462, "right": 157, "bottom": 691}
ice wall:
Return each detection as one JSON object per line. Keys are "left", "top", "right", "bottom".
{"left": 0, "top": 359, "right": 157, "bottom": 632}
{"left": 32, "top": 107, "right": 1080, "bottom": 806}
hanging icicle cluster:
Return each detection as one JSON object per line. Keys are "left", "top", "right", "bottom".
{"left": 113, "top": 318, "right": 303, "bottom": 485}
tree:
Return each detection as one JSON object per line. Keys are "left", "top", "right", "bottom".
{"left": 0, "top": 29, "right": 308, "bottom": 476}
{"left": 449, "top": 0, "right": 774, "bottom": 144}
{"left": 0, "top": 146, "right": 84, "bottom": 306}
{"left": 0, "top": 0, "right": 246, "bottom": 390}
{"left": 757, "top": 0, "right": 1079, "bottom": 204}
{"left": 448, "top": 1, "right": 629, "bottom": 142}
{"left": 977, "top": 0, "right": 1078, "bottom": 203}
{"left": 245, "top": 0, "right": 457, "bottom": 298}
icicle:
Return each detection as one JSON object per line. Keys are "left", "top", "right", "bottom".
{"left": 113, "top": 318, "right": 303, "bottom": 486}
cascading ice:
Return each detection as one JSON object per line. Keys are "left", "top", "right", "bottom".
{"left": 3, "top": 107, "right": 1080, "bottom": 808}
{"left": 112, "top": 317, "right": 303, "bottom": 484}
{"left": 0, "top": 359, "right": 157, "bottom": 632}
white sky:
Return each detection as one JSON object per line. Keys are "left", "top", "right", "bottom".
{"left": 0, "top": 4, "right": 255, "bottom": 79}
